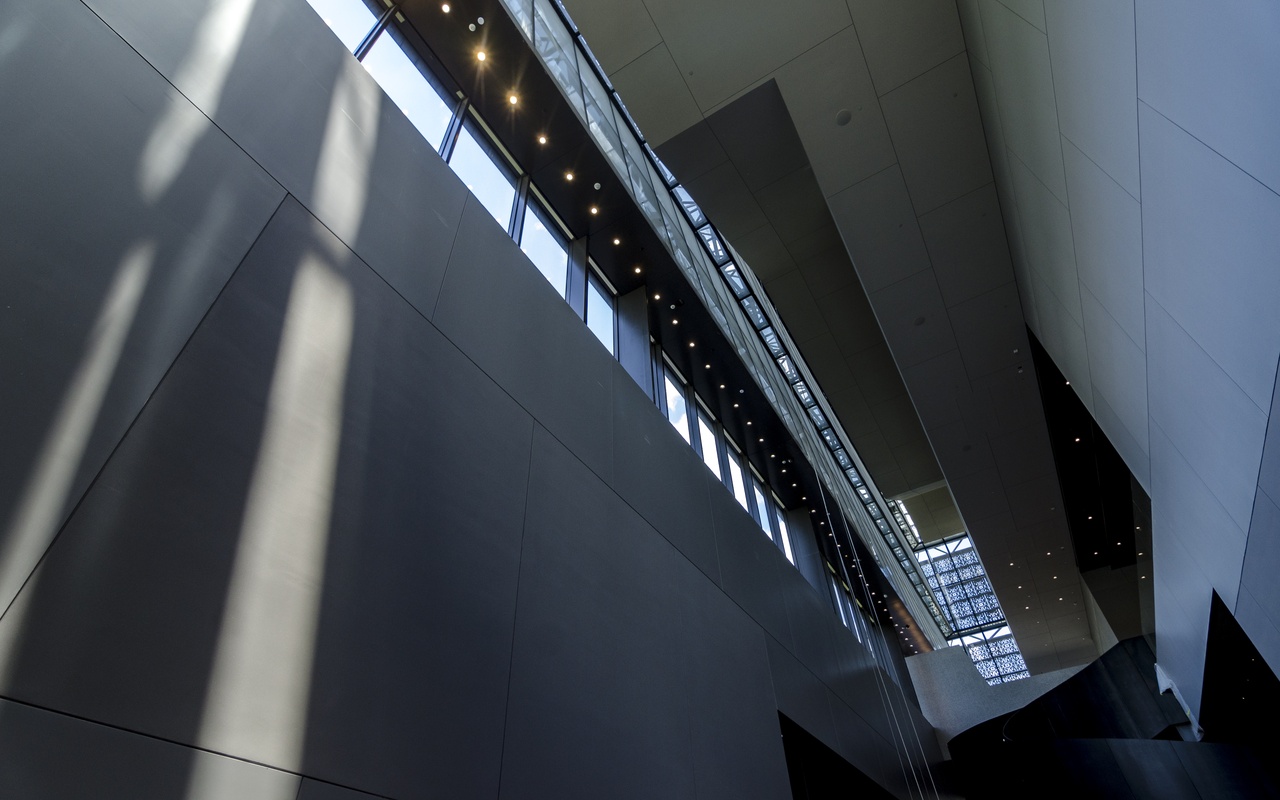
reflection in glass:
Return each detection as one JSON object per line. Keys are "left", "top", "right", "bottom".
{"left": 775, "top": 502, "right": 794, "bottom": 563}
{"left": 664, "top": 372, "right": 691, "bottom": 444}
{"left": 697, "top": 412, "right": 721, "bottom": 479}
{"left": 450, "top": 126, "right": 516, "bottom": 227}
{"left": 725, "top": 443, "right": 749, "bottom": 511}
{"left": 362, "top": 32, "right": 454, "bottom": 149}
{"left": 752, "top": 477, "right": 772, "bottom": 539}
{"left": 305, "top": 0, "right": 377, "bottom": 51}
{"left": 586, "top": 277, "right": 615, "bottom": 354}
{"left": 520, "top": 203, "right": 568, "bottom": 296}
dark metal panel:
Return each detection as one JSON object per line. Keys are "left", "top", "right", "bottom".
{"left": 711, "top": 480, "right": 794, "bottom": 650}
{"left": 499, "top": 426, "right": 697, "bottom": 800}
{"left": 434, "top": 197, "right": 615, "bottom": 481}
{"left": 616, "top": 286, "right": 655, "bottom": 403}
{"left": 1107, "top": 740, "right": 1199, "bottom": 800}
{"left": 609, "top": 363, "right": 721, "bottom": 582}
{"left": 766, "top": 637, "right": 840, "bottom": 754}
{"left": 0, "top": 199, "right": 536, "bottom": 799}
{"left": 0, "top": 698, "right": 300, "bottom": 800}
{"left": 0, "top": 0, "right": 285, "bottom": 615}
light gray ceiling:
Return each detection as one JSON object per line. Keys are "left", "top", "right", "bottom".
{"left": 564, "top": 0, "right": 1096, "bottom": 672}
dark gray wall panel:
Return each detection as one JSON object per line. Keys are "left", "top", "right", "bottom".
{"left": 82, "top": 0, "right": 469, "bottom": 319}
{"left": 610, "top": 363, "right": 721, "bottom": 581}
{"left": 767, "top": 637, "right": 840, "bottom": 752}
{"left": 434, "top": 198, "right": 615, "bottom": 481}
{"left": 297, "top": 778, "right": 386, "bottom": 800}
{"left": 500, "top": 426, "right": 696, "bottom": 800}
{"left": 827, "top": 693, "right": 902, "bottom": 794}
{"left": 0, "top": 0, "right": 283, "bottom": 613}
{"left": 0, "top": 199, "right": 535, "bottom": 800}
{"left": 779, "top": 562, "right": 842, "bottom": 685}
{"left": 0, "top": 699, "right": 299, "bottom": 800}
{"left": 678, "top": 574, "right": 792, "bottom": 800}
{"left": 712, "top": 484, "right": 794, "bottom": 650}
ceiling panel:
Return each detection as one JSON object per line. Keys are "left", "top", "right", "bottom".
{"left": 869, "top": 269, "right": 957, "bottom": 369}
{"left": 762, "top": 269, "right": 830, "bottom": 344}
{"left": 948, "top": 282, "right": 1027, "bottom": 378}
{"left": 755, "top": 167, "right": 831, "bottom": 243}
{"left": 827, "top": 166, "right": 932, "bottom": 293}
{"left": 681, "top": 161, "right": 768, "bottom": 241}
{"left": 1011, "top": 154, "right": 1082, "bottom": 325}
{"left": 562, "top": 0, "right": 662, "bottom": 73}
{"left": 844, "top": 0, "right": 965, "bottom": 95}
{"left": 608, "top": 43, "right": 703, "bottom": 145}
{"left": 919, "top": 183, "right": 1014, "bottom": 308}
{"left": 730, "top": 224, "right": 796, "bottom": 282}
{"left": 880, "top": 53, "right": 992, "bottom": 215}
{"left": 773, "top": 26, "right": 896, "bottom": 198}
{"left": 816, "top": 283, "right": 885, "bottom": 356}
{"left": 793, "top": 231, "right": 861, "bottom": 296}
{"left": 641, "top": 0, "right": 852, "bottom": 108}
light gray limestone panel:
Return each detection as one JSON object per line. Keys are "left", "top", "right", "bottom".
{"left": 1139, "top": 102, "right": 1280, "bottom": 411}
{"left": 1010, "top": 155, "right": 1081, "bottom": 326}
{"left": 0, "top": 0, "right": 284, "bottom": 617}
{"left": 1081, "top": 287, "right": 1148, "bottom": 454}
{"left": 1044, "top": 0, "right": 1140, "bottom": 199}
{"left": 1135, "top": 0, "right": 1280, "bottom": 196}
{"left": 1062, "top": 138, "right": 1145, "bottom": 350}
{"left": 979, "top": 0, "right": 1066, "bottom": 202}
{"left": 1241, "top": 487, "right": 1280, "bottom": 623}
{"left": 1146, "top": 297, "right": 1268, "bottom": 532}
{"left": 0, "top": 698, "right": 299, "bottom": 800}
{"left": 1234, "top": 585, "right": 1280, "bottom": 686}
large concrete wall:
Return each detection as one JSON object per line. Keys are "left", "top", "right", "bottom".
{"left": 960, "top": 0, "right": 1280, "bottom": 714}
{"left": 0, "top": 0, "right": 939, "bottom": 796}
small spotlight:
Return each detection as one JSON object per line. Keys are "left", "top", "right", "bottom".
{"left": 705, "top": 364, "right": 711, "bottom": 369}
{"left": 476, "top": 50, "right": 486, "bottom": 61}
{"left": 509, "top": 94, "right": 519, "bottom": 105}
{"left": 653, "top": 293, "right": 661, "bottom": 300}
{"left": 719, "top": 384, "right": 725, "bottom": 389}
{"left": 538, "top": 135, "right": 547, "bottom": 144}
{"left": 634, "top": 266, "right": 642, "bottom": 274}
{"left": 589, "top": 206, "right": 598, "bottom": 215}
{"left": 688, "top": 341, "right": 695, "bottom": 348}
{"left": 672, "top": 319, "right": 679, "bottom": 325}
{"left": 441, "top": 2, "right": 450, "bottom": 11}
{"left": 565, "top": 171, "right": 574, "bottom": 181}
{"left": 613, "top": 237, "right": 621, "bottom": 245}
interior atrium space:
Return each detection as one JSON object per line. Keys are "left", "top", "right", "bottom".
{"left": 1, "top": 0, "right": 1278, "bottom": 797}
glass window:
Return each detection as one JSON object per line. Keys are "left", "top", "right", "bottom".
{"left": 697, "top": 411, "right": 721, "bottom": 480}
{"left": 305, "top": 0, "right": 377, "bottom": 51}
{"left": 751, "top": 475, "right": 772, "bottom": 539}
{"left": 774, "top": 499, "right": 795, "bottom": 564}
{"left": 520, "top": 201, "right": 568, "bottom": 296}
{"left": 361, "top": 30, "right": 455, "bottom": 149}
{"left": 663, "top": 370, "right": 691, "bottom": 444}
{"left": 586, "top": 274, "right": 615, "bottom": 354}
{"left": 449, "top": 125, "right": 517, "bottom": 227}
{"left": 725, "top": 440, "right": 749, "bottom": 512}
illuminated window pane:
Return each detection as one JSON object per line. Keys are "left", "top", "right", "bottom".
{"left": 304, "top": 0, "right": 377, "bottom": 51}
{"left": 450, "top": 126, "right": 516, "bottom": 227}
{"left": 362, "top": 32, "right": 454, "bottom": 149}
{"left": 774, "top": 500, "right": 795, "bottom": 564}
{"left": 725, "top": 444, "right": 749, "bottom": 511}
{"left": 697, "top": 412, "right": 721, "bottom": 480}
{"left": 751, "top": 477, "right": 772, "bottom": 539}
{"left": 520, "top": 202, "right": 568, "bottom": 296}
{"left": 586, "top": 276, "right": 615, "bottom": 354}
{"left": 664, "top": 372, "right": 690, "bottom": 444}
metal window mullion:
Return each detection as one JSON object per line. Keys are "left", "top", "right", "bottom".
{"left": 354, "top": 3, "right": 398, "bottom": 61}
{"left": 509, "top": 174, "right": 531, "bottom": 241}
{"left": 439, "top": 96, "right": 470, "bottom": 162}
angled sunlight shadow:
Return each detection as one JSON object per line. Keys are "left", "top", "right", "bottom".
{"left": 138, "top": 0, "right": 258, "bottom": 202}
{"left": 184, "top": 253, "right": 354, "bottom": 800}
{"left": 0, "top": 241, "right": 155, "bottom": 684}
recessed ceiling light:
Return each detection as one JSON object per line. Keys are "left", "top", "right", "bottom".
{"left": 746, "top": 421, "right": 752, "bottom": 425}
{"left": 705, "top": 364, "right": 711, "bottom": 369}
{"left": 653, "top": 293, "right": 661, "bottom": 300}
{"left": 613, "top": 237, "right": 621, "bottom": 245}
{"left": 733, "top": 403, "right": 739, "bottom": 408}
{"left": 672, "top": 319, "right": 678, "bottom": 325}
{"left": 688, "top": 341, "right": 695, "bottom": 347}
{"left": 719, "top": 384, "right": 725, "bottom": 389}
{"left": 1074, "top": 437, "right": 1081, "bottom": 442}
{"left": 589, "top": 206, "right": 598, "bottom": 215}
{"left": 1065, "top": 380, "right": 1071, "bottom": 385}
{"left": 476, "top": 50, "right": 486, "bottom": 61}
{"left": 538, "top": 134, "right": 547, "bottom": 144}
{"left": 509, "top": 94, "right": 518, "bottom": 105}
{"left": 441, "top": 3, "right": 450, "bottom": 11}
{"left": 634, "top": 266, "right": 642, "bottom": 274}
